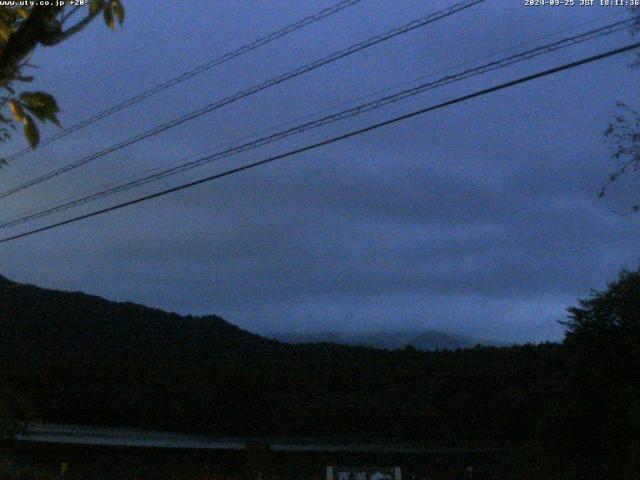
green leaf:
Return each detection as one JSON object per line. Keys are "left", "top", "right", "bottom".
{"left": 90, "top": 0, "right": 106, "bottom": 15}
{"left": 19, "top": 91, "right": 61, "bottom": 127}
{"left": 113, "top": 0, "right": 125, "bottom": 25}
{"left": 36, "top": 110, "right": 62, "bottom": 128}
{"left": 103, "top": 4, "right": 115, "bottom": 30}
{"left": 23, "top": 115, "right": 39, "bottom": 149}
{"left": 9, "top": 100, "right": 25, "bottom": 122}
{"left": 19, "top": 91, "right": 59, "bottom": 111}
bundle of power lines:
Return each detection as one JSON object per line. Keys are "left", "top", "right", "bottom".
{"left": 0, "top": 0, "right": 638, "bottom": 244}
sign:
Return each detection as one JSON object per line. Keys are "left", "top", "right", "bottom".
{"left": 326, "top": 466, "right": 401, "bottom": 480}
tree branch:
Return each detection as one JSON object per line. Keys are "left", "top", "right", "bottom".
{"left": 53, "top": 8, "right": 102, "bottom": 45}
{"left": 0, "top": 6, "right": 63, "bottom": 85}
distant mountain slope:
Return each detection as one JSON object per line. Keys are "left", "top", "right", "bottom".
{"left": 0, "top": 274, "right": 280, "bottom": 361}
{"left": 273, "top": 330, "right": 497, "bottom": 351}
{"left": 0, "top": 274, "right": 492, "bottom": 358}
{"left": 0, "top": 273, "right": 562, "bottom": 446}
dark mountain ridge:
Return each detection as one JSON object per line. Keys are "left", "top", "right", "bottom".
{"left": 0, "top": 273, "right": 563, "bottom": 447}
{"left": 2, "top": 269, "right": 638, "bottom": 477}
{"left": 0, "top": 274, "right": 280, "bottom": 361}
{"left": 272, "top": 330, "right": 503, "bottom": 351}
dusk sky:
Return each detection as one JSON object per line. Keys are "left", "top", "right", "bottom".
{"left": 1, "top": 0, "right": 638, "bottom": 343}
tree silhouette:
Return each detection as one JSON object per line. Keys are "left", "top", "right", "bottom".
{"left": 600, "top": 7, "right": 640, "bottom": 211}
{"left": 561, "top": 267, "right": 640, "bottom": 458}
{"left": 0, "top": 1, "right": 124, "bottom": 153}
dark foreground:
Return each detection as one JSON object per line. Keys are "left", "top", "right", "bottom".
{"left": 1, "top": 269, "right": 639, "bottom": 479}
{"left": 3, "top": 439, "right": 504, "bottom": 480}
{"left": 3, "top": 438, "right": 639, "bottom": 480}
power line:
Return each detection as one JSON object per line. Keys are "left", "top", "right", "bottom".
{"left": 1, "top": 41, "right": 637, "bottom": 245}
{"left": 0, "top": 0, "right": 486, "bottom": 200}
{"left": 3, "top": 0, "right": 366, "bottom": 164}
{"left": 10, "top": 11, "right": 624, "bottom": 230}
{"left": 10, "top": 10, "right": 624, "bottom": 227}
{"left": 0, "top": 22, "right": 632, "bottom": 228}
{"left": 1, "top": 17, "right": 634, "bottom": 230}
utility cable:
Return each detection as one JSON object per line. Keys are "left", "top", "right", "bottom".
{"left": 1, "top": 41, "right": 637, "bottom": 244}
{"left": 3, "top": 0, "right": 366, "bottom": 163}
{"left": 1, "top": 17, "right": 633, "bottom": 230}
{"left": 0, "top": 0, "right": 485, "bottom": 200}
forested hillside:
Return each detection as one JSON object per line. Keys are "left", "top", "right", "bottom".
{"left": 1, "top": 271, "right": 638, "bottom": 476}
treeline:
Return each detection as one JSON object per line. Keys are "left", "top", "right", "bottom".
{"left": 0, "top": 271, "right": 638, "bottom": 475}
